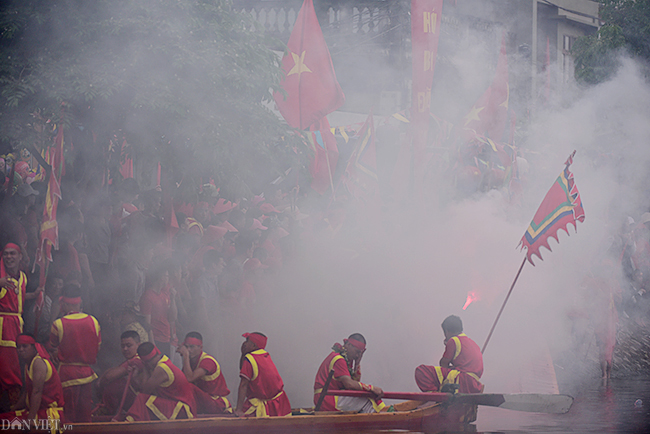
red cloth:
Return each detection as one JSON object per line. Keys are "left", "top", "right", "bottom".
{"left": 152, "top": 355, "right": 197, "bottom": 412}
{"left": 0, "top": 269, "right": 26, "bottom": 391}
{"left": 441, "top": 333, "right": 483, "bottom": 377}
{"left": 49, "top": 312, "right": 101, "bottom": 421}
{"left": 51, "top": 242, "right": 81, "bottom": 281}
{"left": 126, "top": 393, "right": 193, "bottom": 421}
{"left": 273, "top": 0, "right": 344, "bottom": 130}
{"left": 415, "top": 365, "right": 483, "bottom": 394}
{"left": 193, "top": 384, "right": 231, "bottom": 415}
{"left": 24, "top": 355, "right": 65, "bottom": 411}
{"left": 139, "top": 288, "right": 171, "bottom": 343}
{"left": 186, "top": 218, "right": 204, "bottom": 237}
{"left": 309, "top": 118, "right": 339, "bottom": 195}
{"left": 414, "top": 333, "right": 483, "bottom": 394}
{"left": 240, "top": 349, "right": 291, "bottom": 417}
{"left": 192, "top": 352, "right": 230, "bottom": 398}
{"left": 313, "top": 351, "right": 352, "bottom": 411}
{"left": 63, "top": 383, "right": 93, "bottom": 422}
{"left": 126, "top": 355, "right": 196, "bottom": 421}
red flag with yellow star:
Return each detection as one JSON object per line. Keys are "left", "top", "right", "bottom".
{"left": 274, "top": 0, "right": 344, "bottom": 130}
{"left": 462, "top": 32, "right": 509, "bottom": 141}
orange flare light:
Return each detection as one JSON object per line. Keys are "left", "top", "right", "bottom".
{"left": 462, "top": 291, "right": 480, "bottom": 310}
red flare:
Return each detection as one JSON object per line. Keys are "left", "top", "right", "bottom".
{"left": 462, "top": 291, "right": 480, "bottom": 310}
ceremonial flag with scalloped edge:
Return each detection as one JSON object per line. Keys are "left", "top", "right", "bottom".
{"left": 273, "top": 0, "right": 344, "bottom": 130}
{"left": 519, "top": 151, "right": 584, "bottom": 265}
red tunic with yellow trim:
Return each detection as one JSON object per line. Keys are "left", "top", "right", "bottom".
{"left": 186, "top": 218, "right": 204, "bottom": 237}
{"left": 191, "top": 352, "right": 231, "bottom": 413}
{"left": 49, "top": 312, "right": 101, "bottom": 389}
{"left": 0, "top": 270, "right": 27, "bottom": 390}
{"left": 313, "top": 351, "right": 351, "bottom": 411}
{"left": 415, "top": 333, "right": 484, "bottom": 394}
{"left": 126, "top": 355, "right": 197, "bottom": 421}
{"left": 240, "top": 349, "right": 291, "bottom": 417}
{"left": 0, "top": 355, "right": 65, "bottom": 423}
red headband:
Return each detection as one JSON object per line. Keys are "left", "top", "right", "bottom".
{"left": 16, "top": 335, "right": 36, "bottom": 346}
{"left": 243, "top": 332, "right": 267, "bottom": 350}
{"left": 3, "top": 243, "right": 21, "bottom": 253}
{"left": 60, "top": 296, "right": 82, "bottom": 305}
{"left": 344, "top": 338, "right": 366, "bottom": 351}
{"left": 184, "top": 337, "right": 203, "bottom": 347}
{"left": 140, "top": 346, "right": 161, "bottom": 362}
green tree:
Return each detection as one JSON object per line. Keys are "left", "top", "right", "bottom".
{"left": 572, "top": 0, "right": 650, "bottom": 85}
{"left": 0, "top": 0, "right": 304, "bottom": 194}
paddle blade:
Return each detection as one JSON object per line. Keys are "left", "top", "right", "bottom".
{"left": 457, "top": 393, "right": 574, "bottom": 414}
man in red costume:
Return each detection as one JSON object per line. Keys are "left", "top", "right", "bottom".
{"left": 415, "top": 315, "right": 483, "bottom": 394}
{"left": 95, "top": 330, "right": 143, "bottom": 416}
{"left": 178, "top": 331, "right": 231, "bottom": 414}
{"left": 48, "top": 284, "right": 101, "bottom": 422}
{"left": 234, "top": 332, "right": 291, "bottom": 417}
{"left": 125, "top": 342, "right": 196, "bottom": 421}
{"left": 0, "top": 242, "right": 27, "bottom": 407}
{"left": 0, "top": 334, "right": 64, "bottom": 427}
{"left": 314, "top": 333, "right": 385, "bottom": 412}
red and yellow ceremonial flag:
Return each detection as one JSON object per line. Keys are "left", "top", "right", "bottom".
{"left": 462, "top": 32, "right": 509, "bottom": 141}
{"left": 274, "top": 0, "right": 344, "bottom": 130}
{"left": 519, "top": 151, "right": 585, "bottom": 265}
{"left": 411, "top": 0, "right": 444, "bottom": 195}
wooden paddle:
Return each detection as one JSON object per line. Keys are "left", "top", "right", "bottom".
{"left": 327, "top": 390, "right": 573, "bottom": 414}
{"left": 111, "top": 369, "right": 134, "bottom": 421}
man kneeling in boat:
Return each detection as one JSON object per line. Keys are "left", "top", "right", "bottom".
{"left": 94, "top": 330, "right": 143, "bottom": 416}
{"left": 125, "top": 342, "right": 197, "bottom": 421}
{"left": 314, "top": 333, "right": 385, "bottom": 412}
{"left": 178, "top": 331, "right": 232, "bottom": 414}
{"left": 0, "top": 334, "right": 64, "bottom": 428}
{"left": 415, "top": 315, "right": 483, "bottom": 394}
{"left": 234, "top": 332, "right": 291, "bottom": 417}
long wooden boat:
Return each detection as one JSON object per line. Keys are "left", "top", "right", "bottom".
{"left": 70, "top": 400, "right": 478, "bottom": 434}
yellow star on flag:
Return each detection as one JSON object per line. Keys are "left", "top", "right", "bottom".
{"left": 287, "top": 51, "right": 312, "bottom": 76}
{"left": 463, "top": 105, "right": 484, "bottom": 127}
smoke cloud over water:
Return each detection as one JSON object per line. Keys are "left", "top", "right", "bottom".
{"left": 200, "top": 59, "right": 650, "bottom": 408}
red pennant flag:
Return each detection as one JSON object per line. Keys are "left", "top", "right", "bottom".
{"left": 519, "top": 151, "right": 585, "bottom": 265}
{"left": 462, "top": 32, "right": 509, "bottom": 141}
{"left": 274, "top": 0, "right": 344, "bottom": 130}
{"left": 120, "top": 139, "right": 134, "bottom": 179}
{"left": 308, "top": 117, "right": 339, "bottom": 195}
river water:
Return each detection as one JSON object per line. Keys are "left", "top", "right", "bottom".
{"left": 469, "top": 376, "right": 650, "bottom": 434}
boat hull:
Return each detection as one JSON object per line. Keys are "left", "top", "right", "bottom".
{"left": 71, "top": 401, "right": 477, "bottom": 434}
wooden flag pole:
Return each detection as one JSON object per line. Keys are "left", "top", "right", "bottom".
{"left": 481, "top": 256, "right": 527, "bottom": 354}
{"left": 324, "top": 148, "right": 336, "bottom": 202}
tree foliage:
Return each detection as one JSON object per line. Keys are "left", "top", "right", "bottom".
{"left": 0, "top": 0, "right": 305, "bottom": 193}
{"left": 573, "top": 0, "right": 650, "bottom": 85}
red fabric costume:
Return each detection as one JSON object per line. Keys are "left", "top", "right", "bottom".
{"left": 97, "top": 356, "right": 142, "bottom": 416}
{"left": 415, "top": 333, "right": 484, "bottom": 394}
{"left": 0, "top": 355, "right": 65, "bottom": 425}
{"left": 191, "top": 352, "right": 231, "bottom": 414}
{"left": 240, "top": 349, "right": 291, "bottom": 417}
{"left": 0, "top": 264, "right": 26, "bottom": 401}
{"left": 139, "top": 288, "right": 171, "bottom": 344}
{"left": 314, "top": 351, "right": 353, "bottom": 411}
{"left": 49, "top": 312, "right": 101, "bottom": 422}
{"left": 126, "top": 355, "right": 197, "bottom": 421}
{"left": 186, "top": 218, "right": 204, "bottom": 237}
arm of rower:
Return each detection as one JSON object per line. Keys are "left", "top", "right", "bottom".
{"left": 338, "top": 375, "right": 383, "bottom": 397}
{"left": 439, "top": 357, "right": 452, "bottom": 368}
{"left": 181, "top": 350, "right": 208, "bottom": 383}
{"left": 140, "top": 366, "right": 168, "bottom": 395}
{"left": 99, "top": 365, "right": 129, "bottom": 389}
{"left": 28, "top": 358, "right": 47, "bottom": 421}
{"left": 234, "top": 377, "right": 250, "bottom": 416}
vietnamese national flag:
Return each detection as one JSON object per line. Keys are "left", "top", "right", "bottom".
{"left": 462, "top": 32, "right": 509, "bottom": 141}
{"left": 274, "top": 0, "right": 345, "bottom": 130}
